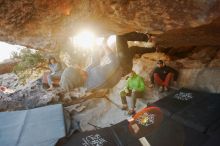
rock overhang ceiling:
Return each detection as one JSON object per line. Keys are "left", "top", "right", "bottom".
{"left": 0, "top": 0, "right": 220, "bottom": 50}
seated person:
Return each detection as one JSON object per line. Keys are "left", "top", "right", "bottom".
{"left": 47, "top": 57, "right": 63, "bottom": 90}
{"left": 59, "top": 40, "right": 121, "bottom": 91}
{"left": 120, "top": 70, "right": 145, "bottom": 115}
{"left": 149, "top": 60, "right": 178, "bottom": 92}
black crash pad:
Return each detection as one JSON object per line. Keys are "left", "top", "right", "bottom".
{"left": 63, "top": 122, "right": 142, "bottom": 146}
{"left": 63, "top": 106, "right": 209, "bottom": 146}
{"left": 172, "top": 93, "right": 220, "bottom": 133}
{"left": 113, "top": 114, "right": 208, "bottom": 146}
{"left": 145, "top": 116, "right": 208, "bottom": 146}
{"left": 151, "top": 88, "right": 210, "bottom": 116}
{"left": 202, "top": 127, "right": 220, "bottom": 146}
{"left": 63, "top": 127, "right": 119, "bottom": 146}
{"left": 207, "top": 119, "right": 220, "bottom": 135}
{"left": 62, "top": 118, "right": 207, "bottom": 146}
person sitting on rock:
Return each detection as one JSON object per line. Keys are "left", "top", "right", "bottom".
{"left": 120, "top": 70, "right": 145, "bottom": 115}
{"left": 47, "top": 57, "right": 63, "bottom": 91}
{"left": 149, "top": 60, "right": 178, "bottom": 92}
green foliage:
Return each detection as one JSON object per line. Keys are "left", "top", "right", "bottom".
{"left": 13, "top": 49, "right": 45, "bottom": 73}
{"left": 12, "top": 48, "right": 46, "bottom": 84}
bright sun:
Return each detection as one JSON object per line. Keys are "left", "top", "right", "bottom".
{"left": 70, "top": 30, "right": 116, "bottom": 51}
{"left": 72, "top": 30, "right": 96, "bottom": 49}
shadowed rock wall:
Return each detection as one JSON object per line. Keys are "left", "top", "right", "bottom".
{"left": 0, "top": 0, "right": 220, "bottom": 50}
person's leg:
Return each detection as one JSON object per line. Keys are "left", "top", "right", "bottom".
{"left": 123, "top": 32, "right": 149, "bottom": 42}
{"left": 52, "top": 72, "right": 62, "bottom": 86}
{"left": 120, "top": 90, "right": 129, "bottom": 110}
{"left": 131, "top": 92, "right": 137, "bottom": 110}
{"left": 164, "top": 73, "right": 174, "bottom": 90}
{"left": 130, "top": 46, "right": 156, "bottom": 55}
{"left": 116, "top": 35, "right": 133, "bottom": 75}
{"left": 47, "top": 73, "right": 62, "bottom": 90}
{"left": 129, "top": 91, "right": 144, "bottom": 115}
{"left": 47, "top": 74, "right": 53, "bottom": 90}
{"left": 153, "top": 73, "right": 164, "bottom": 86}
{"left": 153, "top": 73, "right": 164, "bottom": 92}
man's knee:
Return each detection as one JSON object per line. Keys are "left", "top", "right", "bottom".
{"left": 153, "top": 73, "right": 160, "bottom": 78}
{"left": 132, "top": 91, "right": 144, "bottom": 99}
{"left": 153, "top": 73, "right": 163, "bottom": 83}
{"left": 166, "top": 73, "right": 174, "bottom": 81}
{"left": 120, "top": 90, "right": 126, "bottom": 97}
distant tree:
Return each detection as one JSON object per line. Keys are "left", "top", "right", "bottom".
{"left": 12, "top": 48, "right": 46, "bottom": 84}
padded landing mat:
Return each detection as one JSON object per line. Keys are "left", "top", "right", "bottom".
{"left": 63, "top": 115, "right": 207, "bottom": 146}
{"left": 63, "top": 107, "right": 163, "bottom": 146}
{"left": 0, "top": 104, "right": 66, "bottom": 146}
{"left": 172, "top": 93, "right": 220, "bottom": 133}
{"left": 207, "top": 119, "right": 220, "bottom": 135}
{"left": 63, "top": 125, "right": 141, "bottom": 146}
{"left": 202, "top": 127, "right": 220, "bottom": 146}
{"left": 151, "top": 88, "right": 210, "bottom": 116}
{"left": 63, "top": 106, "right": 210, "bottom": 146}
{"left": 145, "top": 116, "right": 208, "bottom": 146}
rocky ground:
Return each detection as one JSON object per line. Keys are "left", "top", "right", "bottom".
{"left": 0, "top": 49, "right": 219, "bottom": 131}
{"left": 0, "top": 72, "right": 172, "bottom": 132}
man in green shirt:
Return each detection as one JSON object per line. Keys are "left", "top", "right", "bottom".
{"left": 120, "top": 70, "right": 145, "bottom": 115}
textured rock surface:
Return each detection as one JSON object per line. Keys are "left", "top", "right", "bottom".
{"left": 0, "top": 60, "right": 18, "bottom": 74}
{"left": 208, "top": 49, "right": 220, "bottom": 67}
{"left": 0, "top": 73, "right": 20, "bottom": 90}
{"left": 133, "top": 52, "right": 220, "bottom": 93}
{"left": 156, "top": 19, "right": 220, "bottom": 48}
{"left": 0, "top": 0, "right": 219, "bottom": 130}
{"left": 0, "top": 0, "right": 220, "bottom": 50}
{"left": 176, "top": 68, "right": 220, "bottom": 93}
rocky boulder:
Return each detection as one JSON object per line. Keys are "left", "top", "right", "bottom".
{"left": 133, "top": 51, "right": 220, "bottom": 93}
{"left": 0, "top": 0, "right": 220, "bottom": 50}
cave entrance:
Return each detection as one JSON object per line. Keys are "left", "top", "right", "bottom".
{"left": 0, "top": 41, "right": 24, "bottom": 63}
